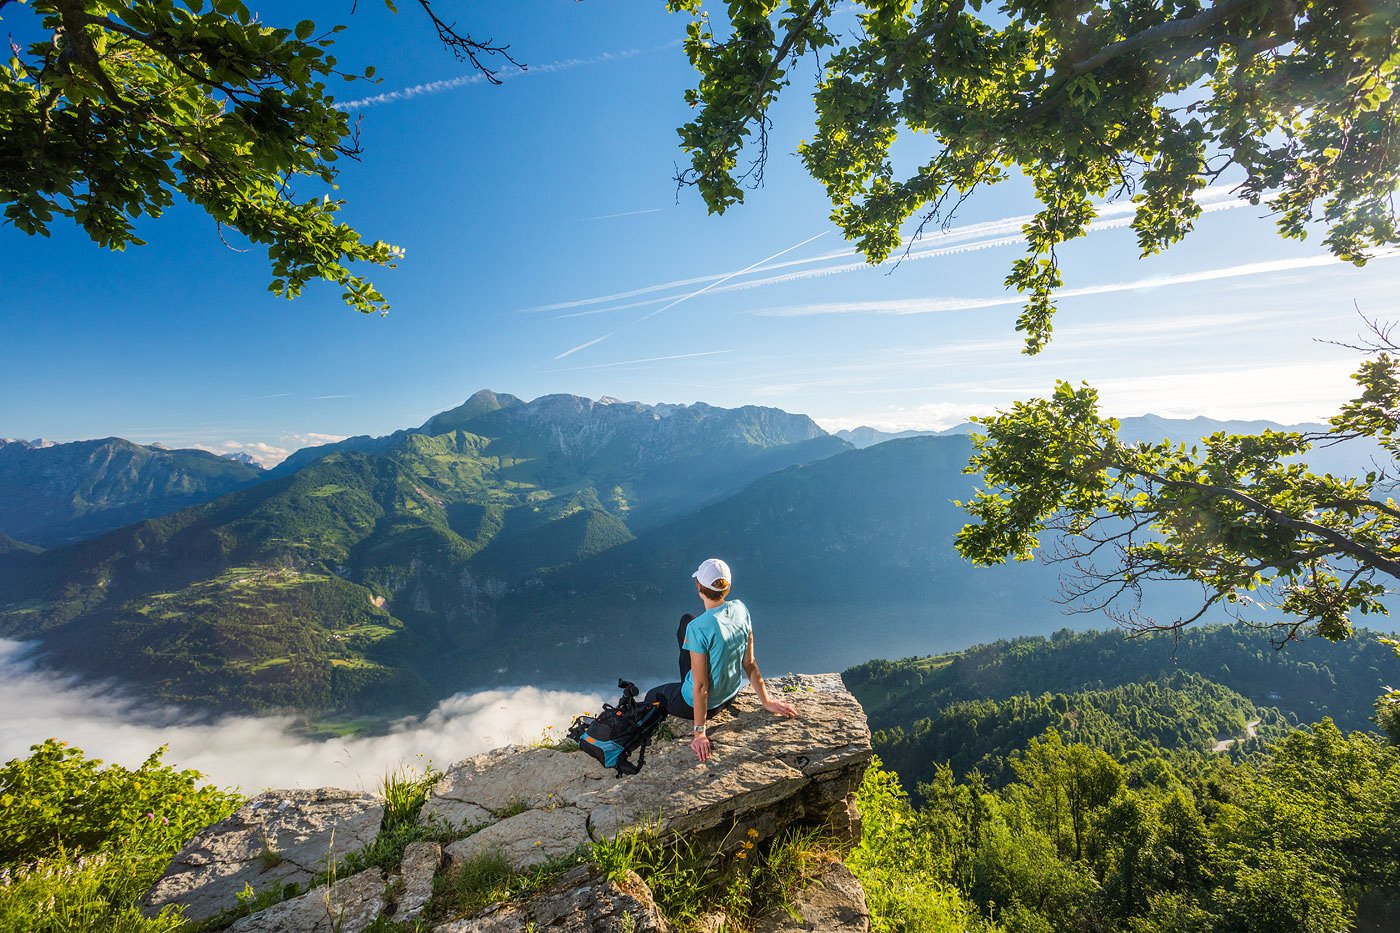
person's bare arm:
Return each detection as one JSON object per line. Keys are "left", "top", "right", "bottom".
{"left": 690, "top": 650, "right": 713, "bottom": 762}
{"left": 744, "top": 632, "right": 797, "bottom": 717}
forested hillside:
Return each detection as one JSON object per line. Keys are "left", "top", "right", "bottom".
{"left": 836, "top": 625, "right": 1400, "bottom": 931}
{"left": 844, "top": 624, "right": 1398, "bottom": 794}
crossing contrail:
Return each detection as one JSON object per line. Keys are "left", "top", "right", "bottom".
{"left": 551, "top": 230, "right": 831, "bottom": 360}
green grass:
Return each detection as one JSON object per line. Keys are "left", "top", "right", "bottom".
{"left": 489, "top": 798, "right": 530, "bottom": 820}
{"left": 590, "top": 825, "right": 838, "bottom": 932}
{"left": 381, "top": 766, "right": 441, "bottom": 830}
{"left": 427, "top": 850, "right": 585, "bottom": 922}
{"left": 0, "top": 848, "right": 189, "bottom": 933}
{"left": 307, "top": 484, "right": 351, "bottom": 498}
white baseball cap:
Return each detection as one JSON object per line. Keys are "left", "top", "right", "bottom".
{"left": 692, "top": 558, "right": 732, "bottom": 592}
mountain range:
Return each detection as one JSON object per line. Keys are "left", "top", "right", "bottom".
{"left": 1, "top": 393, "right": 1388, "bottom": 717}
{"left": 0, "top": 437, "right": 264, "bottom": 548}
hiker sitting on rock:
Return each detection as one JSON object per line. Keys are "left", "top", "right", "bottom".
{"left": 645, "top": 558, "right": 798, "bottom": 763}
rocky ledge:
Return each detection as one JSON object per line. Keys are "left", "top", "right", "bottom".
{"left": 143, "top": 672, "right": 872, "bottom": 931}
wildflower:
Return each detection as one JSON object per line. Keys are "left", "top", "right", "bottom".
{"left": 146, "top": 812, "right": 155, "bottom": 820}
{"left": 742, "top": 841, "right": 755, "bottom": 851}
{"left": 535, "top": 840, "right": 542, "bottom": 846}
{"left": 162, "top": 816, "right": 169, "bottom": 825}
{"left": 735, "top": 850, "right": 748, "bottom": 860}
{"left": 746, "top": 828, "right": 760, "bottom": 839}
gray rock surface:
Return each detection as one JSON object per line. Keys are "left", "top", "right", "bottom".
{"left": 143, "top": 788, "right": 383, "bottom": 921}
{"left": 432, "top": 865, "right": 670, "bottom": 933}
{"left": 445, "top": 807, "right": 592, "bottom": 871}
{"left": 757, "top": 861, "right": 870, "bottom": 933}
{"left": 569, "top": 673, "right": 871, "bottom": 850}
{"left": 397, "top": 840, "right": 442, "bottom": 920}
{"left": 422, "top": 746, "right": 605, "bottom": 821}
{"left": 144, "top": 672, "right": 871, "bottom": 930}
{"left": 227, "top": 868, "right": 386, "bottom": 933}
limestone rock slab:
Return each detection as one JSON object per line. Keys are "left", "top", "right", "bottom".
{"left": 397, "top": 840, "right": 442, "bottom": 921}
{"left": 757, "top": 861, "right": 869, "bottom": 933}
{"left": 228, "top": 868, "right": 386, "bottom": 933}
{"left": 578, "top": 741, "right": 808, "bottom": 842}
{"left": 432, "top": 865, "right": 669, "bottom": 933}
{"left": 722, "top": 674, "right": 874, "bottom": 778}
{"left": 143, "top": 788, "right": 383, "bottom": 921}
{"left": 444, "top": 806, "right": 591, "bottom": 871}
{"left": 422, "top": 746, "right": 603, "bottom": 828}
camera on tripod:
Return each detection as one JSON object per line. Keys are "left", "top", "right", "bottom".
{"left": 618, "top": 679, "right": 640, "bottom": 708}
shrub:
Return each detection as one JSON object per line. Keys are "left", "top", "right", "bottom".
{"left": 0, "top": 739, "right": 241, "bottom": 866}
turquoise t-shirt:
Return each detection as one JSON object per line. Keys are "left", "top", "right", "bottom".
{"left": 680, "top": 599, "right": 752, "bottom": 709}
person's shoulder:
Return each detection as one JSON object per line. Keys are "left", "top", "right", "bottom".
{"left": 727, "top": 599, "right": 752, "bottom": 622}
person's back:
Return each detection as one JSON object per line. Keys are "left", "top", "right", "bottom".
{"left": 645, "top": 558, "right": 797, "bottom": 763}
{"left": 680, "top": 598, "right": 752, "bottom": 709}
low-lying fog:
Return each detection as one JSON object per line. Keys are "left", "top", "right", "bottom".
{"left": 0, "top": 640, "right": 606, "bottom": 792}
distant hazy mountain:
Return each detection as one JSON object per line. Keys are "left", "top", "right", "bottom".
{"left": 844, "top": 414, "right": 1385, "bottom": 477}
{"left": 0, "top": 392, "right": 849, "bottom": 712}
{"left": 221, "top": 452, "right": 263, "bottom": 467}
{"left": 834, "top": 427, "right": 938, "bottom": 448}
{"left": 0, "top": 438, "right": 265, "bottom": 547}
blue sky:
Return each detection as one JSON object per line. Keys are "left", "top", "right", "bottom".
{"left": 3, "top": 1, "right": 1399, "bottom": 465}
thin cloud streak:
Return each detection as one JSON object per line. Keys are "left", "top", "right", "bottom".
{"left": 554, "top": 335, "right": 610, "bottom": 361}
{"left": 581, "top": 208, "right": 664, "bottom": 222}
{"left": 550, "top": 231, "right": 830, "bottom": 361}
{"left": 756, "top": 251, "right": 1400, "bottom": 317}
{"left": 519, "top": 187, "right": 1251, "bottom": 316}
{"left": 546, "top": 349, "right": 734, "bottom": 372}
{"left": 340, "top": 47, "right": 652, "bottom": 110}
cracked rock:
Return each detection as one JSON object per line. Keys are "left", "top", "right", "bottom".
{"left": 142, "top": 788, "right": 383, "bottom": 921}
{"left": 445, "top": 807, "right": 591, "bottom": 871}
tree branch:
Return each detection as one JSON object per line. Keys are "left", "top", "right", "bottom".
{"left": 1128, "top": 463, "right": 1400, "bottom": 578}
{"left": 1068, "top": 0, "right": 1274, "bottom": 78}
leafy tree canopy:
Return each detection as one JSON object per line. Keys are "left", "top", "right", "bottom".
{"left": 0, "top": 0, "right": 516, "bottom": 314}
{"left": 956, "top": 334, "right": 1400, "bottom": 642}
{"left": 668, "top": 0, "right": 1400, "bottom": 352}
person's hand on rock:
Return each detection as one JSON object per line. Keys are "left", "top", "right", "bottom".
{"left": 691, "top": 732, "right": 712, "bottom": 762}
{"left": 764, "top": 699, "right": 798, "bottom": 718}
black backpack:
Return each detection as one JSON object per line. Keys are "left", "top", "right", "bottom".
{"left": 567, "top": 679, "right": 667, "bottom": 776}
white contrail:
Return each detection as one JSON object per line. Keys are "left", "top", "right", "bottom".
{"left": 547, "top": 349, "right": 735, "bottom": 372}
{"left": 523, "top": 187, "right": 1253, "bottom": 316}
{"left": 550, "top": 231, "right": 831, "bottom": 360}
{"left": 581, "top": 208, "right": 665, "bottom": 222}
{"left": 554, "top": 335, "right": 610, "bottom": 361}
{"left": 756, "top": 250, "right": 1400, "bottom": 316}
{"left": 339, "top": 48, "right": 650, "bottom": 109}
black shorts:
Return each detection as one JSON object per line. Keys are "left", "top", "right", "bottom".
{"left": 644, "top": 681, "right": 737, "bottom": 720}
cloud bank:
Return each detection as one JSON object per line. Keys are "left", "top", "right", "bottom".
{"left": 0, "top": 641, "right": 603, "bottom": 793}
{"left": 194, "top": 432, "right": 350, "bottom": 468}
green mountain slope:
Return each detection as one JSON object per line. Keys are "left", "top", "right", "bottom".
{"left": 466, "top": 436, "right": 1074, "bottom": 684}
{"left": 0, "top": 438, "right": 264, "bottom": 547}
{"left": 0, "top": 394, "right": 848, "bottom": 713}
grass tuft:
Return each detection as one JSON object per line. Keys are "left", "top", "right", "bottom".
{"left": 427, "top": 850, "right": 585, "bottom": 922}
{"left": 591, "top": 824, "right": 837, "bottom": 932}
{"left": 381, "top": 765, "right": 440, "bottom": 831}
